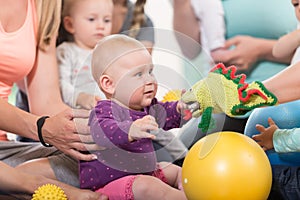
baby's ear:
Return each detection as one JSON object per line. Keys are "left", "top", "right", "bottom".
{"left": 99, "top": 75, "right": 115, "bottom": 95}
{"left": 63, "top": 16, "right": 75, "bottom": 34}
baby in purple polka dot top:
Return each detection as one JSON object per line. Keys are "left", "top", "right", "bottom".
{"left": 79, "top": 34, "right": 188, "bottom": 200}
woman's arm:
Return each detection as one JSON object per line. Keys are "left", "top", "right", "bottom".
{"left": 0, "top": 98, "right": 38, "bottom": 140}
{"left": 0, "top": 97, "right": 99, "bottom": 161}
{"left": 27, "top": 35, "right": 68, "bottom": 116}
{"left": 173, "top": 0, "right": 201, "bottom": 59}
{"left": 263, "top": 61, "right": 300, "bottom": 104}
{"left": 23, "top": 35, "right": 100, "bottom": 161}
{"left": 273, "top": 30, "right": 300, "bottom": 60}
{"left": 0, "top": 161, "right": 38, "bottom": 194}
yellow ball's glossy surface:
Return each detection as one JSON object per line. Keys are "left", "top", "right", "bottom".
{"left": 182, "top": 131, "right": 272, "bottom": 200}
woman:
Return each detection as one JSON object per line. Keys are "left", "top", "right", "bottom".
{"left": 0, "top": 0, "right": 105, "bottom": 197}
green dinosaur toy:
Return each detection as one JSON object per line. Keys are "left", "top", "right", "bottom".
{"left": 181, "top": 63, "right": 277, "bottom": 132}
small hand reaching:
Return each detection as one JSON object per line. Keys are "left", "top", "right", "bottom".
{"left": 128, "top": 115, "right": 158, "bottom": 142}
{"left": 252, "top": 117, "right": 278, "bottom": 151}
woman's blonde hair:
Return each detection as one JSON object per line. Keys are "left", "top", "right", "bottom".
{"left": 35, "top": 0, "right": 62, "bottom": 51}
{"left": 129, "top": 0, "right": 147, "bottom": 38}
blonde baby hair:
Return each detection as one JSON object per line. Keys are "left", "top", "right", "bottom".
{"left": 35, "top": 0, "right": 62, "bottom": 51}
{"left": 91, "top": 34, "right": 146, "bottom": 82}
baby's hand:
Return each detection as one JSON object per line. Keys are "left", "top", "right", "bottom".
{"left": 128, "top": 115, "right": 158, "bottom": 142}
{"left": 252, "top": 117, "right": 278, "bottom": 151}
{"left": 76, "top": 92, "right": 101, "bottom": 110}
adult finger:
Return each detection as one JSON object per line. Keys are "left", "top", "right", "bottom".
{"left": 73, "top": 118, "right": 90, "bottom": 134}
{"left": 65, "top": 148, "right": 98, "bottom": 161}
{"left": 78, "top": 134, "right": 95, "bottom": 143}
{"left": 223, "top": 37, "right": 239, "bottom": 49}
{"left": 71, "top": 142, "right": 105, "bottom": 152}
{"left": 72, "top": 109, "right": 90, "bottom": 119}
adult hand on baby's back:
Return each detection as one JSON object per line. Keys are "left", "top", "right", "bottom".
{"left": 42, "top": 108, "right": 104, "bottom": 161}
{"left": 128, "top": 115, "right": 158, "bottom": 142}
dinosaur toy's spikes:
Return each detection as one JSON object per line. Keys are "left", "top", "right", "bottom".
{"left": 211, "top": 63, "right": 268, "bottom": 103}
{"left": 211, "top": 63, "right": 247, "bottom": 83}
{"left": 181, "top": 63, "right": 277, "bottom": 132}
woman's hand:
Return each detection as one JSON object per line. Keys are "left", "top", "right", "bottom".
{"left": 42, "top": 108, "right": 104, "bottom": 161}
{"left": 212, "top": 35, "right": 274, "bottom": 72}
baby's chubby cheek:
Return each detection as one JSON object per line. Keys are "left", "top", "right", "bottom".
{"left": 114, "top": 80, "right": 142, "bottom": 104}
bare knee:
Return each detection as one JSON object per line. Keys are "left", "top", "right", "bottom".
{"left": 132, "top": 175, "right": 165, "bottom": 199}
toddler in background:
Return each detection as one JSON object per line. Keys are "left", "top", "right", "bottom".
{"left": 80, "top": 34, "right": 188, "bottom": 200}
{"left": 57, "top": 0, "right": 113, "bottom": 109}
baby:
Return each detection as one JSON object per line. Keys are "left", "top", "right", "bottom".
{"left": 79, "top": 34, "right": 188, "bottom": 200}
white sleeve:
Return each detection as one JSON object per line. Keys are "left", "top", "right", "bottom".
{"left": 57, "top": 43, "right": 79, "bottom": 107}
{"left": 273, "top": 128, "right": 300, "bottom": 153}
{"left": 191, "top": 0, "right": 225, "bottom": 51}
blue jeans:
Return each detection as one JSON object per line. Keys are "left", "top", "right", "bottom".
{"left": 268, "top": 165, "right": 300, "bottom": 200}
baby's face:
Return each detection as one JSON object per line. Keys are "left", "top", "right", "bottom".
{"left": 110, "top": 49, "right": 157, "bottom": 110}
{"left": 70, "top": 0, "right": 113, "bottom": 49}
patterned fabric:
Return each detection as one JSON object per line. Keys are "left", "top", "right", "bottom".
{"left": 80, "top": 98, "right": 181, "bottom": 190}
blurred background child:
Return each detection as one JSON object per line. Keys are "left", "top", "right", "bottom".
{"left": 112, "top": 0, "right": 154, "bottom": 53}
{"left": 57, "top": 0, "right": 113, "bottom": 110}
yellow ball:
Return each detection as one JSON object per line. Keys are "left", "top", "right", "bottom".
{"left": 32, "top": 184, "right": 67, "bottom": 200}
{"left": 182, "top": 131, "right": 272, "bottom": 200}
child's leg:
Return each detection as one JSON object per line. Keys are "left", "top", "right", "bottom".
{"left": 157, "top": 161, "right": 183, "bottom": 190}
{"left": 132, "top": 175, "right": 187, "bottom": 200}
{"left": 97, "top": 174, "right": 187, "bottom": 200}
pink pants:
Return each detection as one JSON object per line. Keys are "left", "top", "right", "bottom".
{"left": 96, "top": 168, "right": 167, "bottom": 200}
